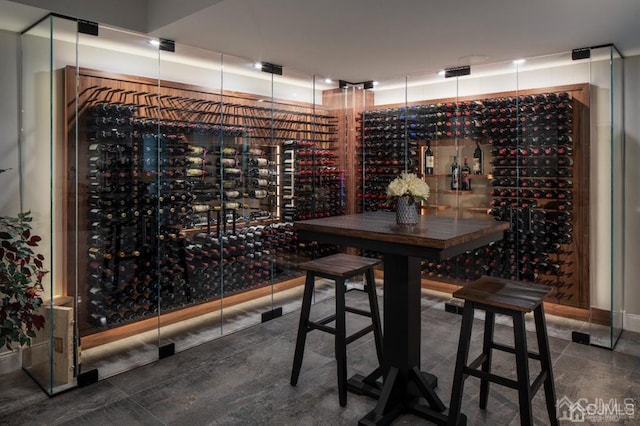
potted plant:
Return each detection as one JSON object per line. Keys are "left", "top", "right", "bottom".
{"left": 0, "top": 168, "right": 47, "bottom": 350}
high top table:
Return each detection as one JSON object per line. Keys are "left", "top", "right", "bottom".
{"left": 295, "top": 212, "right": 510, "bottom": 425}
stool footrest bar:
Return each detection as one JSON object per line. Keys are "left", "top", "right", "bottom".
{"left": 464, "top": 367, "right": 519, "bottom": 390}
{"left": 346, "top": 325, "right": 374, "bottom": 345}
{"left": 530, "top": 371, "right": 548, "bottom": 396}
{"left": 491, "top": 342, "right": 542, "bottom": 361}
{"left": 345, "top": 306, "right": 373, "bottom": 317}
{"left": 307, "top": 322, "right": 336, "bottom": 334}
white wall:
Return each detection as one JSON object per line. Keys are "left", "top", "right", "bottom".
{"left": 0, "top": 28, "right": 21, "bottom": 373}
{"left": 0, "top": 29, "right": 21, "bottom": 216}
{"left": 623, "top": 55, "right": 640, "bottom": 331}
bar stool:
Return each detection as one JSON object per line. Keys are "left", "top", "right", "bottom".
{"left": 290, "top": 253, "right": 383, "bottom": 407}
{"left": 448, "top": 276, "right": 558, "bottom": 426}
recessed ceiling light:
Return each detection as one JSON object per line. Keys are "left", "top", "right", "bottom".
{"left": 253, "top": 62, "right": 262, "bottom": 69}
{"left": 372, "top": 81, "right": 379, "bottom": 86}
{"left": 437, "top": 70, "right": 446, "bottom": 76}
{"left": 149, "top": 39, "right": 160, "bottom": 47}
{"left": 513, "top": 59, "right": 526, "bottom": 65}
{"left": 324, "top": 78, "right": 332, "bottom": 84}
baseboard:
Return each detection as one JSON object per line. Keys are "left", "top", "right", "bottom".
{"left": 0, "top": 348, "right": 21, "bottom": 375}
{"left": 624, "top": 313, "right": 640, "bottom": 333}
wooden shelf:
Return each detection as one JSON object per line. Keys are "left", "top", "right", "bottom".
{"left": 466, "top": 207, "right": 491, "bottom": 214}
{"left": 421, "top": 204, "right": 451, "bottom": 211}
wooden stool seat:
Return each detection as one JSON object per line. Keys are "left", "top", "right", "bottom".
{"left": 453, "top": 276, "right": 552, "bottom": 313}
{"left": 290, "top": 253, "right": 383, "bottom": 407}
{"left": 448, "top": 277, "right": 558, "bottom": 426}
{"left": 298, "top": 253, "right": 381, "bottom": 278}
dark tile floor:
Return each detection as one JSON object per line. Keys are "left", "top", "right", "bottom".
{"left": 2, "top": 288, "right": 640, "bottom": 425}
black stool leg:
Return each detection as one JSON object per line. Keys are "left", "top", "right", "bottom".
{"left": 365, "top": 268, "right": 384, "bottom": 365}
{"left": 513, "top": 312, "right": 533, "bottom": 426}
{"left": 290, "top": 272, "right": 316, "bottom": 386}
{"left": 534, "top": 305, "right": 558, "bottom": 426}
{"left": 335, "top": 277, "right": 348, "bottom": 407}
{"left": 448, "top": 302, "right": 475, "bottom": 426}
{"left": 479, "top": 310, "right": 495, "bottom": 410}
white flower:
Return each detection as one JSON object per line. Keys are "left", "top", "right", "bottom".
{"left": 387, "top": 172, "right": 430, "bottom": 202}
{"left": 387, "top": 177, "right": 408, "bottom": 197}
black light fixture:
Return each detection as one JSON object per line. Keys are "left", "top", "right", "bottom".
{"left": 444, "top": 66, "right": 471, "bottom": 78}
{"left": 338, "top": 79, "right": 375, "bottom": 89}
{"left": 260, "top": 62, "right": 283, "bottom": 75}
{"left": 77, "top": 20, "right": 98, "bottom": 36}
{"left": 159, "top": 38, "right": 175, "bottom": 53}
{"left": 572, "top": 47, "right": 591, "bottom": 60}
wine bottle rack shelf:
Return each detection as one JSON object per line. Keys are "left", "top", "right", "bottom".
{"left": 356, "top": 85, "right": 589, "bottom": 309}
{"left": 65, "top": 67, "right": 341, "bottom": 338}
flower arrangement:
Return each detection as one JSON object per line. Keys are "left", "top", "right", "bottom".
{"left": 387, "top": 172, "right": 430, "bottom": 203}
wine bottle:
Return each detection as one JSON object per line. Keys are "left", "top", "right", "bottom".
{"left": 461, "top": 156, "right": 471, "bottom": 191}
{"left": 249, "top": 168, "right": 271, "bottom": 177}
{"left": 473, "top": 142, "right": 483, "bottom": 175}
{"left": 424, "top": 142, "right": 434, "bottom": 175}
{"left": 250, "top": 189, "right": 268, "bottom": 199}
{"left": 249, "top": 158, "right": 269, "bottom": 167}
{"left": 450, "top": 156, "right": 460, "bottom": 190}
{"left": 186, "top": 168, "right": 207, "bottom": 177}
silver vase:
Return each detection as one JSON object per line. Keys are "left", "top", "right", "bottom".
{"left": 396, "top": 196, "right": 419, "bottom": 225}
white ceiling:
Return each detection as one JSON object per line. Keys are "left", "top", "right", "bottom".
{"left": 2, "top": 0, "right": 640, "bottom": 83}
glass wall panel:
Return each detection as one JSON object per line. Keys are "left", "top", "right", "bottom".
{"left": 70, "top": 25, "right": 163, "bottom": 380}
{"left": 589, "top": 46, "right": 625, "bottom": 348}
{"left": 267, "top": 70, "right": 334, "bottom": 317}
{"left": 20, "top": 15, "right": 58, "bottom": 396}
{"left": 216, "top": 54, "right": 276, "bottom": 335}
{"left": 358, "top": 75, "right": 409, "bottom": 216}
{"left": 155, "top": 43, "right": 224, "bottom": 354}
{"left": 610, "top": 48, "right": 624, "bottom": 345}
{"left": 511, "top": 52, "right": 590, "bottom": 307}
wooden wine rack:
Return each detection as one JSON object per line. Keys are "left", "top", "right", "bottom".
{"left": 62, "top": 66, "right": 339, "bottom": 343}
{"left": 356, "top": 84, "right": 590, "bottom": 310}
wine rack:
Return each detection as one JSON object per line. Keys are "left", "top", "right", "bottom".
{"left": 357, "top": 101, "right": 484, "bottom": 212}
{"left": 281, "top": 140, "right": 345, "bottom": 221}
{"left": 68, "top": 67, "right": 340, "bottom": 336}
{"left": 357, "top": 88, "right": 587, "bottom": 308}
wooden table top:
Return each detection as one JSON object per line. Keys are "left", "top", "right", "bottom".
{"left": 295, "top": 212, "right": 510, "bottom": 259}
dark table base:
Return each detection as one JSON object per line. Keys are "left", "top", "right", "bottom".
{"left": 348, "top": 368, "right": 467, "bottom": 425}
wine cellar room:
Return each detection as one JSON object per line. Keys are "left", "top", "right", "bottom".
{"left": 0, "top": 2, "right": 637, "bottom": 397}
